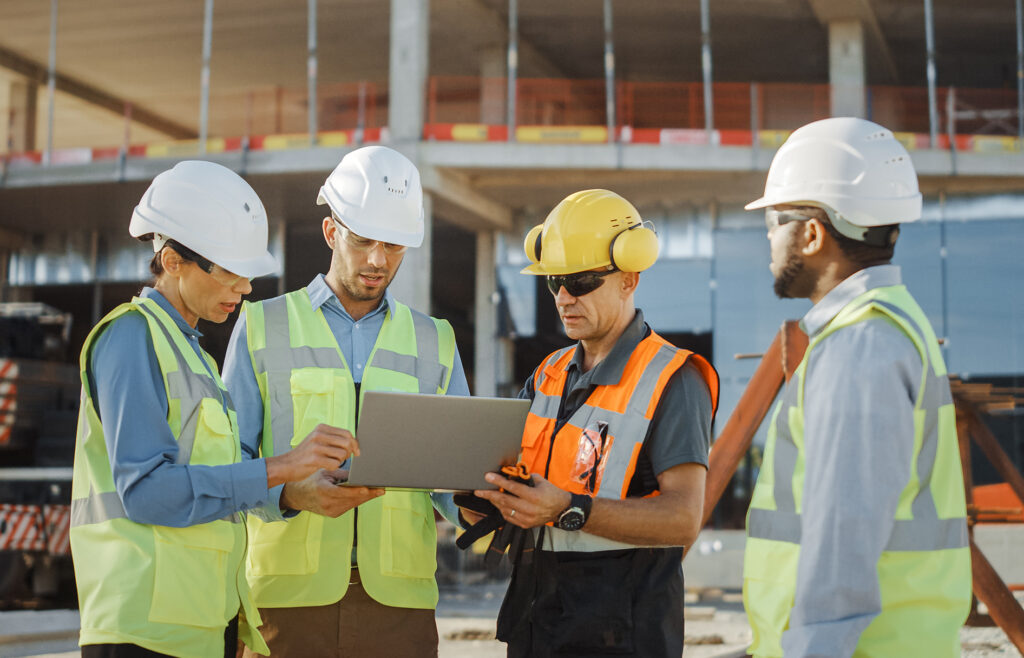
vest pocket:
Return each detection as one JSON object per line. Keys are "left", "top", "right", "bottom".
{"left": 378, "top": 492, "right": 437, "bottom": 579}
{"left": 289, "top": 369, "right": 350, "bottom": 443}
{"left": 247, "top": 512, "right": 324, "bottom": 576}
{"left": 190, "top": 398, "right": 236, "bottom": 466}
{"left": 149, "top": 523, "right": 235, "bottom": 628}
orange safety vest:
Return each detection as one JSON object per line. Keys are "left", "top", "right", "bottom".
{"left": 522, "top": 330, "right": 719, "bottom": 509}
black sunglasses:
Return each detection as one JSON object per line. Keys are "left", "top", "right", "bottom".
{"left": 546, "top": 269, "right": 617, "bottom": 297}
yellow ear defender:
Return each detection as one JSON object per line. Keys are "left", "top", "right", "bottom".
{"left": 609, "top": 221, "right": 659, "bottom": 272}
{"left": 524, "top": 224, "right": 545, "bottom": 264}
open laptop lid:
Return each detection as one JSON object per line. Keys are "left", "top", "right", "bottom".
{"left": 342, "top": 391, "right": 530, "bottom": 492}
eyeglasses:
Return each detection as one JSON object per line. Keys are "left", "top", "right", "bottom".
{"left": 333, "top": 217, "right": 407, "bottom": 255}
{"left": 166, "top": 240, "right": 251, "bottom": 287}
{"left": 764, "top": 208, "right": 823, "bottom": 231}
{"left": 546, "top": 269, "right": 617, "bottom": 297}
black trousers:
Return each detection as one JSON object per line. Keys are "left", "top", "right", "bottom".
{"left": 81, "top": 615, "right": 238, "bottom": 658}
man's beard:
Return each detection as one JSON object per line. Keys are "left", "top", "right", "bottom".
{"left": 341, "top": 269, "right": 392, "bottom": 302}
{"left": 773, "top": 239, "right": 811, "bottom": 299}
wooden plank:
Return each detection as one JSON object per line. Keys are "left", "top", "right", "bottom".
{"left": 963, "top": 404, "right": 1024, "bottom": 509}
{"left": 699, "top": 326, "right": 790, "bottom": 528}
{"left": 971, "top": 539, "right": 1024, "bottom": 653}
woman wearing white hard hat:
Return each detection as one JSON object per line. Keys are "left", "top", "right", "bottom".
{"left": 69, "top": 161, "right": 360, "bottom": 658}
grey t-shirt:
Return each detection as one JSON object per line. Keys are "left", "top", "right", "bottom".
{"left": 519, "top": 310, "right": 714, "bottom": 496}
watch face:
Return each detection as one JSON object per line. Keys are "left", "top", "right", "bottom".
{"left": 557, "top": 507, "right": 585, "bottom": 531}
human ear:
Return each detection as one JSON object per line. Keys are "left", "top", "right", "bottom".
{"left": 322, "top": 217, "right": 337, "bottom": 248}
{"left": 802, "top": 219, "right": 827, "bottom": 256}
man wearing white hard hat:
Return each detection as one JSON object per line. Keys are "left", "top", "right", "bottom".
{"left": 70, "top": 161, "right": 359, "bottom": 658}
{"left": 224, "top": 146, "right": 470, "bottom": 657}
{"left": 742, "top": 118, "right": 971, "bottom": 657}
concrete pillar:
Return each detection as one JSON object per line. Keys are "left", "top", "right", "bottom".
{"left": 480, "top": 45, "right": 506, "bottom": 125}
{"left": 388, "top": 0, "right": 429, "bottom": 143}
{"left": 389, "top": 192, "right": 432, "bottom": 313}
{"left": 828, "top": 20, "right": 866, "bottom": 117}
{"left": 474, "top": 230, "right": 498, "bottom": 396}
{"left": 6, "top": 81, "right": 38, "bottom": 152}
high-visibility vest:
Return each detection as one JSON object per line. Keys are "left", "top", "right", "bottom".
{"left": 70, "top": 297, "right": 268, "bottom": 658}
{"left": 743, "top": 285, "right": 971, "bottom": 657}
{"left": 521, "top": 330, "right": 719, "bottom": 552}
{"left": 242, "top": 289, "right": 456, "bottom": 609}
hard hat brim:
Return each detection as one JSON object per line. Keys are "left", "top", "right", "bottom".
{"left": 519, "top": 261, "right": 610, "bottom": 276}
{"left": 215, "top": 249, "right": 279, "bottom": 279}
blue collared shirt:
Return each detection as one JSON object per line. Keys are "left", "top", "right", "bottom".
{"left": 781, "top": 265, "right": 926, "bottom": 658}
{"left": 86, "top": 287, "right": 271, "bottom": 528}
{"left": 223, "top": 274, "right": 469, "bottom": 523}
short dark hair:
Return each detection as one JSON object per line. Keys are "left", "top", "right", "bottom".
{"left": 797, "top": 207, "right": 898, "bottom": 267}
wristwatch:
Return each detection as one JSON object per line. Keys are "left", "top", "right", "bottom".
{"left": 555, "top": 493, "right": 593, "bottom": 531}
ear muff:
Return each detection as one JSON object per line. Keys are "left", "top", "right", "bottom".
{"left": 609, "top": 223, "right": 659, "bottom": 272}
{"left": 524, "top": 224, "right": 544, "bottom": 264}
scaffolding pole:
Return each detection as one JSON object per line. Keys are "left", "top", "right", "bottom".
{"left": 1016, "top": 0, "right": 1023, "bottom": 144}
{"left": 603, "top": 0, "right": 616, "bottom": 143}
{"left": 507, "top": 0, "right": 518, "bottom": 142}
{"left": 43, "top": 0, "right": 57, "bottom": 166}
{"left": 307, "top": 0, "right": 318, "bottom": 145}
{"left": 924, "top": 0, "right": 939, "bottom": 148}
{"left": 199, "top": 0, "right": 213, "bottom": 154}
{"left": 701, "top": 0, "right": 714, "bottom": 138}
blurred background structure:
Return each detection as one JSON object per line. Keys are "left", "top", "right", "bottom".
{"left": 0, "top": 0, "right": 1022, "bottom": 563}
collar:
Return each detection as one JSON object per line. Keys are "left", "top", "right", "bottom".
{"left": 139, "top": 287, "right": 203, "bottom": 340}
{"left": 567, "top": 309, "right": 649, "bottom": 386}
{"left": 800, "top": 265, "right": 903, "bottom": 337}
{"left": 306, "top": 273, "right": 393, "bottom": 321}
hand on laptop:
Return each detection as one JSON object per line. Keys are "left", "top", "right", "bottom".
{"left": 265, "top": 424, "right": 360, "bottom": 488}
{"left": 475, "top": 473, "right": 571, "bottom": 530}
{"left": 281, "top": 469, "right": 384, "bottom": 517}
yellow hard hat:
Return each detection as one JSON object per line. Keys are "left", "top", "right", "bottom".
{"left": 521, "top": 189, "right": 659, "bottom": 275}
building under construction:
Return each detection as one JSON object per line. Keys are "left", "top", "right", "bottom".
{"left": 0, "top": 0, "right": 1022, "bottom": 629}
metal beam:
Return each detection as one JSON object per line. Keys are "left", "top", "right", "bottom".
{"left": 0, "top": 45, "right": 196, "bottom": 140}
{"left": 420, "top": 166, "right": 513, "bottom": 232}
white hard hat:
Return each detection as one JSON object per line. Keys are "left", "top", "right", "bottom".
{"left": 316, "top": 146, "right": 425, "bottom": 248}
{"left": 746, "top": 117, "right": 922, "bottom": 239}
{"left": 130, "top": 161, "right": 277, "bottom": 278}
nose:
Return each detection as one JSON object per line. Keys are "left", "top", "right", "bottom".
{"left": 553, "top": 286, "right": 576, "bottom": 305}
{"left": 234, "top": 277, "right": 253, "bottom": 295}
{"left": 366, "top": 243, "right": 387, "bottom": 268}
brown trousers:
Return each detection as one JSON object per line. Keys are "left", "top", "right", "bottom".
{"left": 241, "top": 569, "right": 438, "bottom": 658}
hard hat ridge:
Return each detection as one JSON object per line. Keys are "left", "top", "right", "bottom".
{"left": 129, "top": 160, "right": 278, "bottom": 278}
{"left": 745, "top": 117, "right": 922, "bottom": 234}
{"left": 521, "top": 189, "right": 659, "bottom": 275}
{"left": 317, "top": 146, "right": 425, "bottom": 248}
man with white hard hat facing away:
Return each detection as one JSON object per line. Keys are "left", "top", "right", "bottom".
{"left": 224, "top": 146, "right": 470, "bottom": 657}
{"left": 742, "top": 117, "right": 971, "bottom": 657}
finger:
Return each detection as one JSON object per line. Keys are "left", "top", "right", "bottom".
{"left": 315, "top": 424, "right": 355, "bottom": 440}
{"left": 484, "top": 473, "right": 534, "bottom": 499}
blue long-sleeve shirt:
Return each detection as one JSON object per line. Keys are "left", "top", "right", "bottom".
{"left": 222, "top": 274, "right": 469, "bottom": 524}
{"left": 86, "top": 287, "right": 271, "bottom": 528}
{"left": 781, "top": 265, "right": 926, "bottom": 658}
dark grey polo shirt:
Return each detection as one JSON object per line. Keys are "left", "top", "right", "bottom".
{"left": 519, "top": 309, "right": 713, "bottom": 496}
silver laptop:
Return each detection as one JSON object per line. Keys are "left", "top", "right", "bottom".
{"left": 341, "top": 391, "right": 531, "bottom": 492}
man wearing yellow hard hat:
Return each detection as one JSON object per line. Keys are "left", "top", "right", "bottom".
{"left": 464, "top": 189, "right": 720, "bottom": 658}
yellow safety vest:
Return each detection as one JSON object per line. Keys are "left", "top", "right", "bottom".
{"left": 743, "top": 284, "right": 971, "bottom": 657}
{"left": 70, "top": 297, "right": 268, "bottom": 657}
{"left": 242, "top": 289, "right": 456, "bottom": 609}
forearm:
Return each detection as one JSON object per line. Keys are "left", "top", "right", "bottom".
{"left": 120, "top": 459, "right": 270, "bottom": 526}
{"left": 583, "top": 489, "right": 703, "bottom": 546}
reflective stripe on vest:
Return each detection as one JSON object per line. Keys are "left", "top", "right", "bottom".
{"left": 251, "top": 294, "right": 450, "bottom": 459}
{"left": 71, "top": 300, "right": 239, "bottom": 527}
{"left": 747, "top": 297, "right": 966, "bottom": 552}
{"left": 243, "top": 289, "right": 455, "bottom": 611}
{"left": 523, "top": 332, "right": 719, "bottom": 553}
{"left": 743, "top": 285, "right": 970, "bottom": 658}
